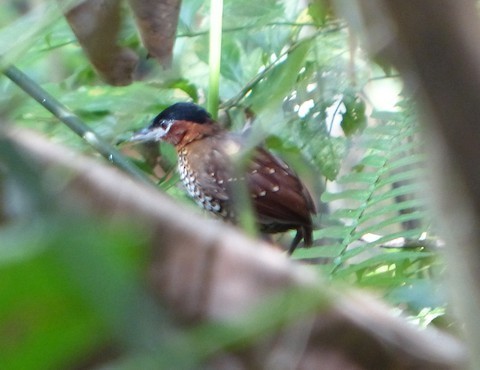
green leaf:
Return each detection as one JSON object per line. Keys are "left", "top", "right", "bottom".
{"left": 355, "top": 211, "right": 427, "bottom": 235}
{"left": 375, "top": 169, "right": 422, "bottom": 188}
{"left": 340, "top": 92, "right": 367, "bottom": 136}
{"left": 337, "top": 172, "right": 379, "bottom": 184}
{"left": 321, "top": 189, "right": 371, "bottom": 202}
{"left": 314, "top": 225, "right": 350, "bottom": 239}
{"left": 248, "top": 41, "right": 311, "bottom": 112}
{"left": 0, "top": 2, "right": 62, "bottom": 67}
{"left": 334, "top": 250, "right": 434, "bottom": 278}
{"left": 359, "top": 154, "right": 386, "bottom": 168}
{"left": 357, "top": 199, "right": 424, "bottom": 222}
{"left": 223, "top": 0, "right": 284, "bottom": 27}
{"left": 367, "top": 183, "right": 423, "bottom": 207}
{"left": 331, "top": 208, "right": 363, "bottom": 220}
{"left": 0, "top": 240, "right": 104, "bottom": 370}
{"left": 387, "top": 281, "right": 446, "bottom": 311}
{"left": 308, "top": 0, "right": 330, "bottom": 27}
{"left": 164, "top": 79, "right": 199, "bottom": 102}
{"left": 220, "top": 38, "right": 243, "bottom": 83}
{"left": 292, "top": 245, "right": 340, "bottom": 259}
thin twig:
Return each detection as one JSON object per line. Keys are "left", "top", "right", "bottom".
{"left": 2, "top": 65, "right": 154, "bottom": 186}
{"left": 177, "top": 22, "right": 318, "bottom": 38}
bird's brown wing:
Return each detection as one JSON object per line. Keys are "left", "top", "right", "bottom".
{"left": 187, "top": 136, "right": 316, "bottom": 231}
{"left": 247, "top": 147, "right": 316, "bottom": 229}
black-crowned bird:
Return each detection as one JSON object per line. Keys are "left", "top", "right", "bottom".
{"left": 130, "top": 102, "right": 316, "bottom": 254}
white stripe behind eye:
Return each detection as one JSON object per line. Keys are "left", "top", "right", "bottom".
{"left": 161, "top": 119, "right": 174, "bottom": 133}
{"left": 149, "top": 120, "right": 174, "bottom": 140}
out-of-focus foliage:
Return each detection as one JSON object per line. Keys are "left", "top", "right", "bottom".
{"left": 0, "top": 0, "right": 448, "bottom": 368}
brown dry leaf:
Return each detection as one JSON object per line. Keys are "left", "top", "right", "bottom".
{"left": 64, "top": 0, "right": 139, "bottom": 85}
{"left": 128, "top": 0, "right": 182, "bottom": 68}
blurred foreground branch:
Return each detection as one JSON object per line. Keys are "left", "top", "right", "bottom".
{"left": 4, "top": 128, "right": 465, "bottom": 369}
{"left": 346, "top": 0, "right": 480, "bottom": 367}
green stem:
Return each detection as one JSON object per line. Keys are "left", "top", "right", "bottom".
{"left": 3, "top": 65, "right": 154, "bottom": 187}
{"left": 207, "top": 0, "right": 224, "bottom": 118}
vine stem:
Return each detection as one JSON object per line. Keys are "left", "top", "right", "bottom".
{"left": 3, "top": 65, "right": 154, "bottom": 187}
{"left": 207, "top": 0, "right": 224, "bottom": 119}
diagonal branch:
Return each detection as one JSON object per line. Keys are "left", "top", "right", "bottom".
{"left": 2, "top": 65, "right": 153, "bottom": 186}
{"left": 4, "top": 128, "right": 465, "bottom": 369}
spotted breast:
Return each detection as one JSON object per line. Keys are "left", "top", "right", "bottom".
{"left": 178, "top": 146, "right": 227, "bottom": 217}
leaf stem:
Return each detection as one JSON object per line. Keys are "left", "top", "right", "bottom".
{"left": 2, "top": 65, "right": 154, "bottom": 186}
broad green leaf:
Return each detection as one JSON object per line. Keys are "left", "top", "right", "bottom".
{"left": 248, "top": 41, "right": 311, "bottom": 112}
{"left": 340, "top": 92, "right": 366, "bottom": 136}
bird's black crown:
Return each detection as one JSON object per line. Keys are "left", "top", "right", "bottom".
{"left": 152, "top": 102, "right": 211, "bottom": 126}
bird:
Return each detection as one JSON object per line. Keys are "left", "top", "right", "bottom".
{"left": 129, "top": 102, "right": 316, "bottom": 254}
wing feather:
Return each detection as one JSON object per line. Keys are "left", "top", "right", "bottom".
{"left": 182, "top": 134, "right": 316, "bottom": 235}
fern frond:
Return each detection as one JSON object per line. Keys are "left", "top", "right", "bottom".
{"left": 296, "top": 110, "right": 433, "bottom": 286}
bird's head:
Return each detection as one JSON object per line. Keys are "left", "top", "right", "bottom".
{"left": 130, "top": 102, "right": 218, "bottom": 148}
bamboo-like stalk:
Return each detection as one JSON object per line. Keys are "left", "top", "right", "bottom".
{"left": 207, "top": 0, "right": 223, "bottom": 119}
{"left": 3, "top": 65, "right": 154, "bottom": 186}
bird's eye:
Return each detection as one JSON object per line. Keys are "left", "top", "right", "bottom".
{"left": 160, "top": 119, "right": 173, "bottom": 131}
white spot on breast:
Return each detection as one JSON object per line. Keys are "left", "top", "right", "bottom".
{"left": 268, "top": 168, "right": 275, "bottom": 174}
{"left": 271, "top": 185, "right": 279, "bottom": 192}
{"left": 258, "top": 190, "right": 266, "bottom": 197}
{"left": 224, "top": 140, "right": 241, "bottom": 155}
